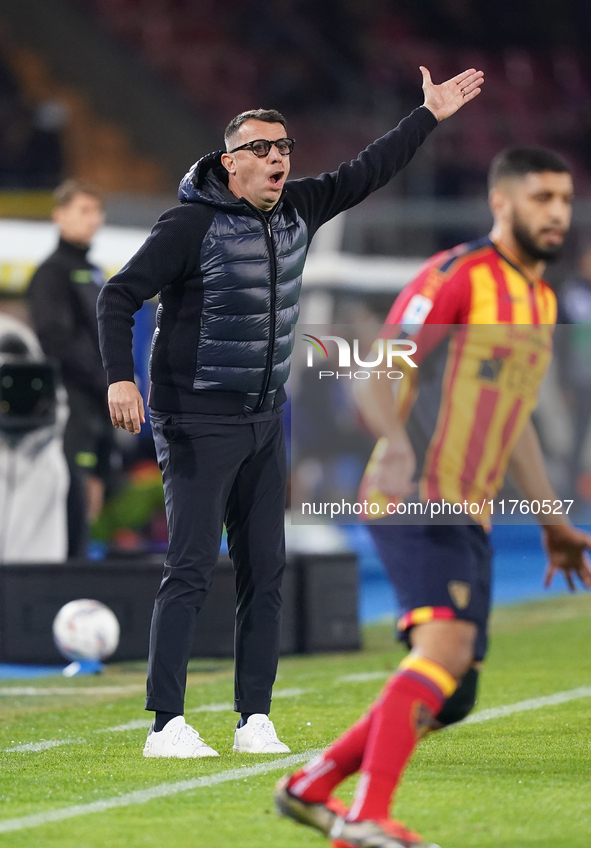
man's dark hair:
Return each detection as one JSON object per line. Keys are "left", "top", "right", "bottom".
{"left": 488, "top": 146, "right": 571, "bottom": 190}
{"left": 224, "top": 109, "right": 287, "bottom": 151}
{"left": 53, "top": 179, "right": 103, "bottom": 208}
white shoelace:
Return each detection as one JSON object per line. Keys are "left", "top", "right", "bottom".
{"left": 172, "top": 723, "right": 206, "bottom": 748}
{"left": 249, "top": 718, "right": 280, "bottom": 744}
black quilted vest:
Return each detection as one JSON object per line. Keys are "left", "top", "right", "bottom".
{"left": 178, "top": 154, "right": 307, "bottom": 412}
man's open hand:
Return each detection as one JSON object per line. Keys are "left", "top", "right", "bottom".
{"left": 421, "top": 66, "right": 484, "bottom": 122}
{"left": 543, "top": 524, "right": 591, "bottom": 590}
{"left": 108, "top": 380, "right": 145, "bottom": 435}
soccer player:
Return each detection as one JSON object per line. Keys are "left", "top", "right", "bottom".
{"left": 276, "top": 147, "right": 591, "bottom": 848}
{"left": 98, "top": 66, "right": 484, "bottom": 758}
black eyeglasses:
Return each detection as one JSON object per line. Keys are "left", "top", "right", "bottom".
{"left": 229, "top": 138, "right": 295, "bottom": 157}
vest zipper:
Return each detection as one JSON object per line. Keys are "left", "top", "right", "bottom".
{"left": 255, "top": 216, "right": 277, "bottom": 411}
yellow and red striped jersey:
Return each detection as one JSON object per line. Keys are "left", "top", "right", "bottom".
{"left": 359, "top": 236, "right": 556, "bottom": 522}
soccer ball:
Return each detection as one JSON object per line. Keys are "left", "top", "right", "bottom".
{"left": 52, "top": 599, "right": 120, "bottom": 661}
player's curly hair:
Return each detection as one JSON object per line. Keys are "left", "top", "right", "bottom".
{"left": 488, "top": 146, "right": 571, "bottom": 189}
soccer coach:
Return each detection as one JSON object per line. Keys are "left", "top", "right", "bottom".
{"left": 97, "top": 65, "right": 483, "bottom": 758}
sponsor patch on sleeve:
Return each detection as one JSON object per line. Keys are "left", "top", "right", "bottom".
{"left": 400, "top": 294, "right": 433, "bottom": 331}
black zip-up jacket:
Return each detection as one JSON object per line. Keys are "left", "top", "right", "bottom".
{"left": 97, "top": 106, "right": 438, "bottom": 414}
{"left": 28, "top": 237, "right": 108, "bottom": 402}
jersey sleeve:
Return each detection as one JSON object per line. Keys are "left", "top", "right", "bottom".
{"left": 379, "top": 259, "right": 472, "bottom": 363}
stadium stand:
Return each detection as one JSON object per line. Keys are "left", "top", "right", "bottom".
{"left": 76, "top": 0, "right": 591, "bottom": 192}
{"left": 3, "top": 0, "right": 591, "bottom": 194}
{"left": 0, "top": 54, "right": 63, "bottom": 188}
{"left": 0, "top": 41, "right": 167, "bottom": 195}
{"left": 0, "top": 0, "right": 217, "bottom": 191}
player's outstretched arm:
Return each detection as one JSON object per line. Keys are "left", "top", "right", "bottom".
{"left": 352, "top": 371, "right": 416, "bottom": 498}
{"left": 542, "top": 524, "right": 591, "bottom": 591}
{"left": 108, "top": 380, "right": 145, "bottom": 435}
{"left": 421, "top": 66, "right": 484, "bottom": 122}
{"left": 508, "top": 417, "right": 591, "bottom": 590}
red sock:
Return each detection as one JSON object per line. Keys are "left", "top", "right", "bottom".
{"left": 348, "top": 656, "right": 457, "bottom": 822}
{"left": 288, "top": 709, "right": 374, "bottom": 803}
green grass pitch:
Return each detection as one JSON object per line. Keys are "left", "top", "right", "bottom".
{"left": 1, "top": 593, "right": 591, "bottom": 847}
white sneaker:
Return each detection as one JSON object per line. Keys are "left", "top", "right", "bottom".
{"left": 233, "top": 714, "right": 291, "bottom": 754}
{"left": 143, "top": 716, "right": 220, "bottom": 758}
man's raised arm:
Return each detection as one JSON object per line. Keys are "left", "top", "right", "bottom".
{"left": 286, "top": 66, "right": 484, "bottom": 235}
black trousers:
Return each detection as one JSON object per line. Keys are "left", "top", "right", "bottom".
{"left": 146, "top": 411, "right": 287, "bottom": 715}
{"left": 63, "top": 386, "right": 115, "bottom": 558}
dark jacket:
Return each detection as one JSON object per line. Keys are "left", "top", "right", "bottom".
{"left": 28, "top": 237, "right": 108, "bottom": 402}
{"left": 97, "top": 106, "right": 437, "bottom": 414}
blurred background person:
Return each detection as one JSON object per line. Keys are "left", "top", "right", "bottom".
{"left": 558, "top": 244, "right": 591, "bottom": 500}
{"left": 0, "top": 301, "right": 68, "bottom": 562}
{"left": 27, "top": 180, "right": 116, "bottom": 558}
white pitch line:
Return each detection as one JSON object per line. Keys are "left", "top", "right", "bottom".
{"left": 187, "top": 702, "right": 231, "bottom": 713}
{"left": 2, "top": 685, "right": 591, "bottom": 831}
{"left": 5, "top": 719, "right": 153, "bottom": 751}
{"left": 0, "top": 750, "right": 319, "bottom": 834}
{"left": 5, "top": 738, "right": 85, "bottom": 753}
{"left": 338, "top": 671, "right": 389, "bottom": 683}
{"left": 96, "top": 720, "right": 152, "bottom": 733}
{"left": 0, "top": 686, "right": 143, "bottom": 697}
{"left": 187, "top": 687, "right": 311, "bottom": 715}
{"left": 100, "top": 689, "right": 312, "bottom": 729}
{"left": 5, "top": 690, "right": 313, "bottom": 749}
{"left": 72, "top": 692, "right": 311, "bottom": 734}
{"left": 12, "top": 684, "right": 591, "bottom": 753}
{"left": 462, "top": 686, "right": 591, "bottom": 725}
{"left": 273, "top": 687, "right": 311, "bottom": 698}
{"left": 9, "top": 682, "right": 591, "bottom": 753}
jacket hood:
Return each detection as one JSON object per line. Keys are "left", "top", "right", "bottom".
{"left": 178, "top": 151, "right": 245, "bottom": 210}
{"left": 178, "top": 150, "right": 288, "bottom": 216}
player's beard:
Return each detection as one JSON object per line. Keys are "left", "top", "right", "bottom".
{"left": 511, "top": 212, "right": 564, "bottom": 262}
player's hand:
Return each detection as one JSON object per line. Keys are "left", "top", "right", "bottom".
{"left": 421, "top": 66, "right": 484, "bottom": 122}
{"left": 373, "top": 431, "right": 417, "bottom": 498}
{"left": 107, "top": 380, "right": 145, "bottom": 435}
{"left": 542, "top": 524, "right": 591, "bottom": 591}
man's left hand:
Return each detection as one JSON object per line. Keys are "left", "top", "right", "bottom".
{"left": 542, "top": 524, "right": 591, "bottom": 590}
{"left": 421, "top": 66, "right": 484, "bottom": 122}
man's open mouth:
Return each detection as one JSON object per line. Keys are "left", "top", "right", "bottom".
{"left": 269, "top": 171, "right": 284, "bottom": 186}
